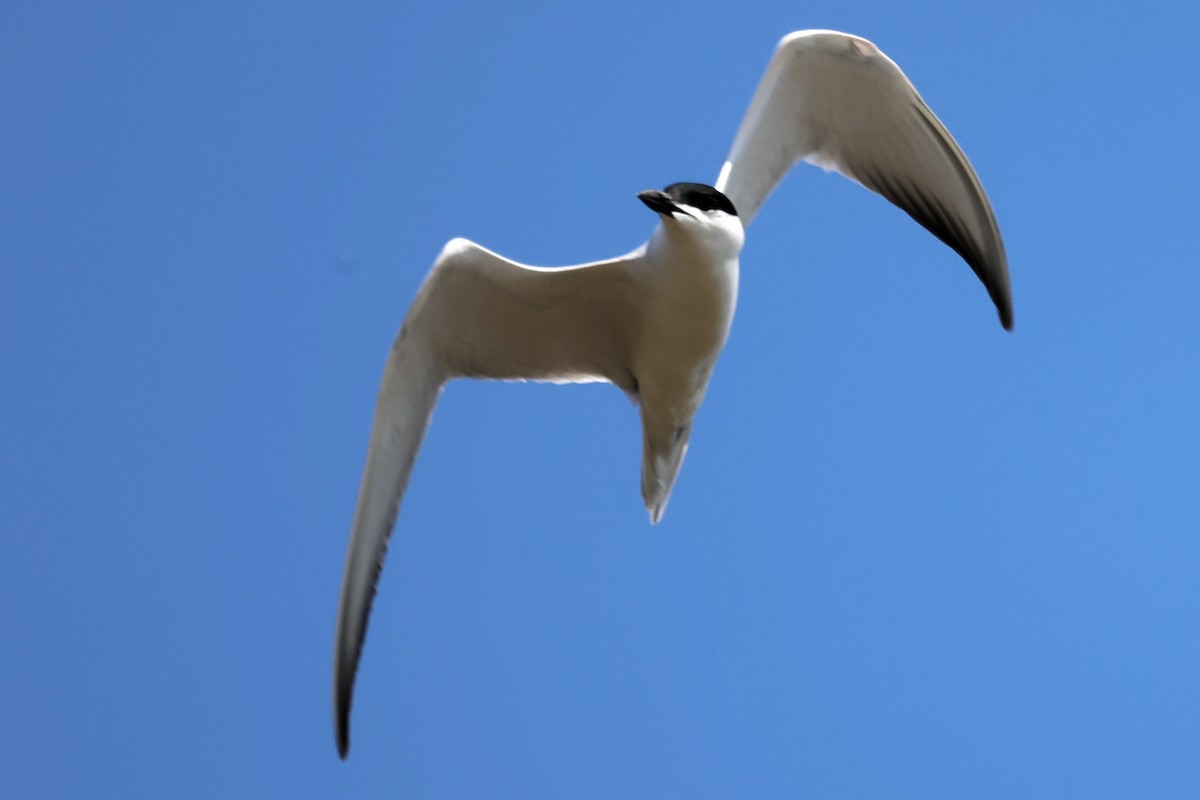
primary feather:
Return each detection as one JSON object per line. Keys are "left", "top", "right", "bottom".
{"left": 716, "top": 30, "right": 1011, "bottom": 329}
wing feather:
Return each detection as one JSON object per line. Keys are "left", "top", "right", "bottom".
{"left": 332, "top": 239, "right": 640, "bottom": 757}
{"left": 333, "top": 332, "right": 442, "bottom": 759}
{"left": 417, "top": 239, "right": 642, "bottom": 386}
{"left": 716, "top": 30, "right": 1012, "bottom": 329}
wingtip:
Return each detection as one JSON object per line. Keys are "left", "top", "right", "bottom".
{"left": 996, "top": 295, "right": 1014, "bottom": 332}
{"left": 980, "top": 260, "right": 1013, "bottom": 332}
{"left": 335, "top": 707, "right": 351, "bottom": 759}
{"left": 334, "top": 662, "right": 354, "bottom": 759}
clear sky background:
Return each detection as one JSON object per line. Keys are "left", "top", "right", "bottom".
{"left": 3, "top": 1, "right": 1198, "bottom": 797}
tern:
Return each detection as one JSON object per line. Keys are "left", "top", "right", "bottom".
{"left": 333, "top": 29, "right": 1011, "bottom": 758}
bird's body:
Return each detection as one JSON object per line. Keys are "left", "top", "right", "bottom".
{"left": 333, "top": 30, "right": 1012, "bottom": 758}
{"left": 630, "top": 205, "right": 742, "bottom": 520}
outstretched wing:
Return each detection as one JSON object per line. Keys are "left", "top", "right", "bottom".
{"left": 333, "top": 240, "right": 641, "bottom": 758}
{"left": 716, "top": 30, "right": 1012, "bottom": 329}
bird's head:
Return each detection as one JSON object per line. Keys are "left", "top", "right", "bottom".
{"left": 638, "top": 182, "right": 744, "bottom": 257}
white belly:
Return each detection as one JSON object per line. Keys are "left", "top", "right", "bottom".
{"left": 635, "top": 254, "right": 739, "bottom": 421}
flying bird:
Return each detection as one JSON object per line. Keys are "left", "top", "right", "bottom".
{"left": 333, "top": 29, "right": 1011, "bottom": 759}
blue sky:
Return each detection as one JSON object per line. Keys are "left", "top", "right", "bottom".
{"left": 3, "top": 1, "right": 1199, "bottom": 797}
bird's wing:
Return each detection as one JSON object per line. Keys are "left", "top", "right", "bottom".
{"left": 333, "top": 239, "right": 641, "bottom": 758}
{"left": 716, "top": 30, "right": 1012, "bottom": 329}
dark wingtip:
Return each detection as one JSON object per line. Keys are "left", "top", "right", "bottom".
{"left": 333, "top": 543, "right": 380, "bottom": 761}
{"left": 336, "top": 713, "right": 350, "bottom": 760}
{"left": 993, "top": 284, "right": 1012, "bottom": 331}
{"left": 857, "top": 166, "right": 1013, "bottom": 333}
{"left": 334, "top": 669, "right": 353, "bottom": 759}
